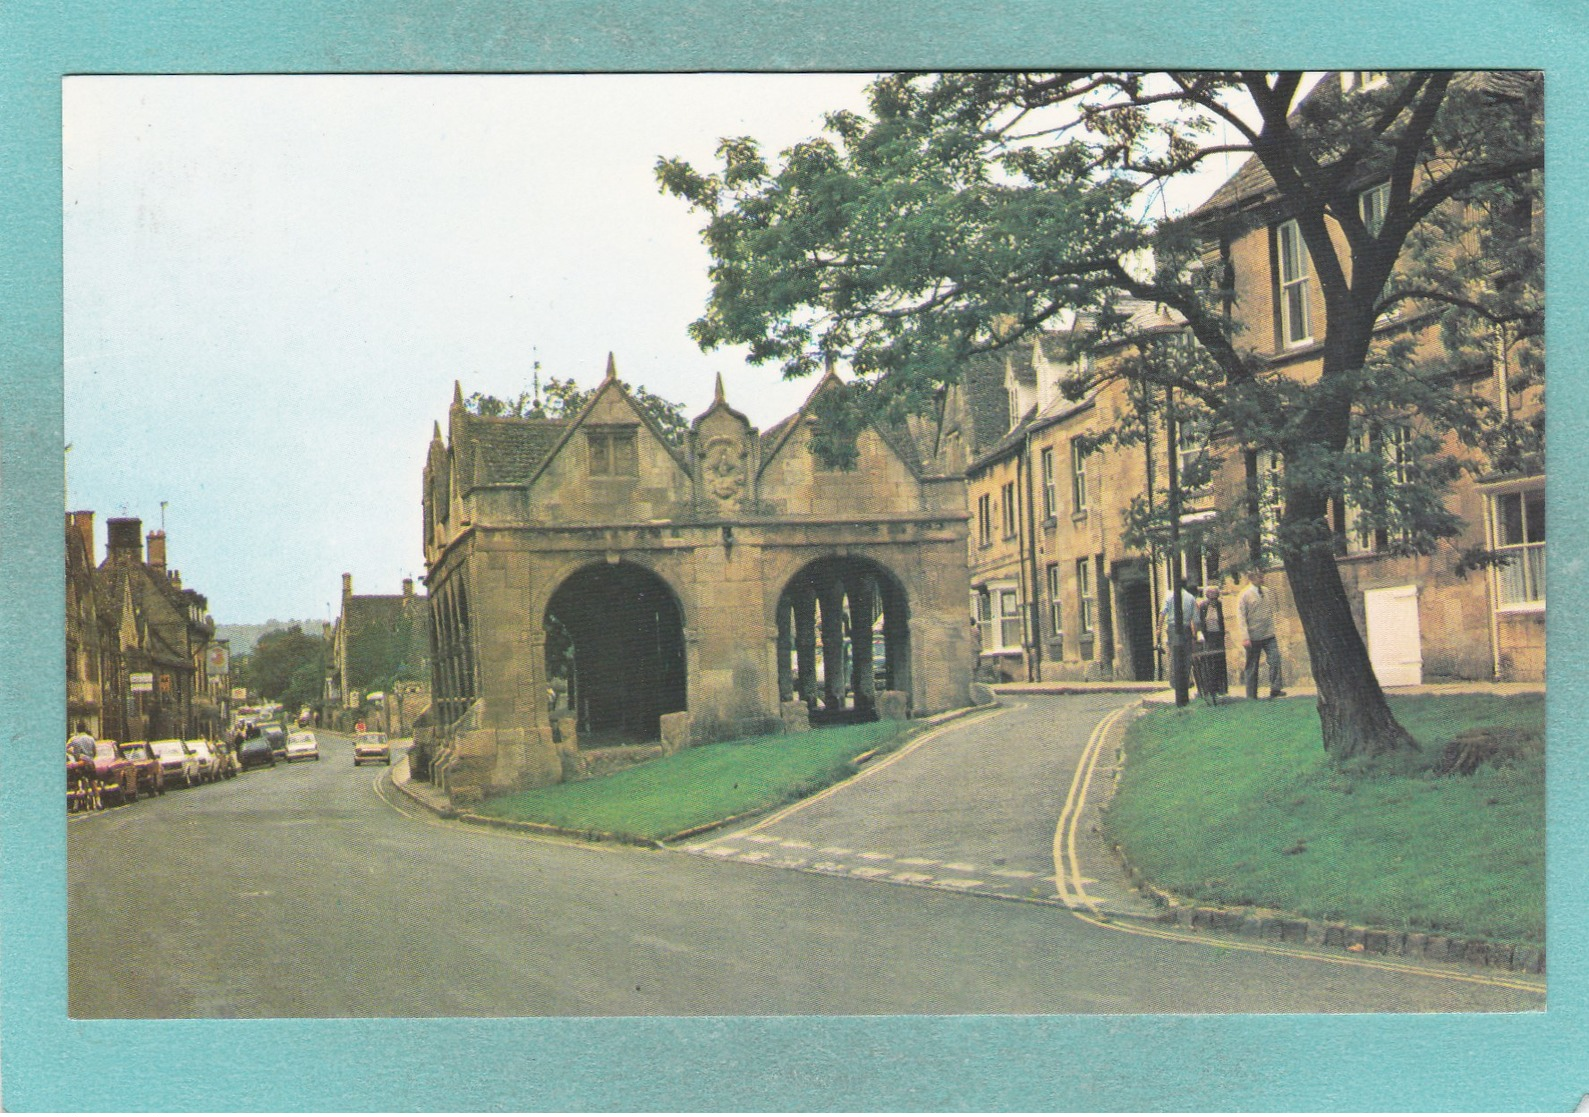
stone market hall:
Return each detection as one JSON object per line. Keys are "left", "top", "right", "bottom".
{"left": 419, "top": 359, "right": 973, "bottom": 802}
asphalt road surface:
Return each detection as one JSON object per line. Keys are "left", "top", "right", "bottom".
{"left": 68, "top": 712, "right": 1543, "bottom": 1017}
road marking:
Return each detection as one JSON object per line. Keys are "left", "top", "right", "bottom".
{"left": 732, "top": 702, "right": 1017, "bottom": 835}
{"left": 891, "top": 871, "right": 934, "bottom": 884}
{"left": 849, "top": 866, "right": 892, "bottom": 878}
{"left": 1053, "top": 703, "right": 1130, "bottom": 912}
{"left": 937, "top": 878, "right": 985, "bottom": 889}
{"left": 896, "top": 856, "right": 939, "bottom": 866}
{"left": 857, "top": 851, "right": 893, "bottom": 861}
{"left": 990, "top": 868, "right": 1039, "bottom": 879}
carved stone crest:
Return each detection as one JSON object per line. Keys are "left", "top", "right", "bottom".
{"left": 702, "top": 435, "right": 745, "bottom": 503}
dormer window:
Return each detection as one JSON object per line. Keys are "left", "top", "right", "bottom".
{"left": 1341, "top": 71, "right": 1388, "bottom": 93}
{"left": 1359, "top": 180, "right": 1391, "bottom": 237}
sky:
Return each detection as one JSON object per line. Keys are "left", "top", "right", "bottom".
{"left": 64, "top": 73, "right": 1245, "bottom": 625}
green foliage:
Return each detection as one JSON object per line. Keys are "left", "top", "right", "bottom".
{"left": 1107, "top": 693, "right": 1544, "bottom": 943}
{"left": 663, "top": 71, "right": 1542, "bottom": 760}
{"left": 474, "top": 720, "right": 906, "bottom": 841}
{"left": 241, "top": 625, "right": 326, "bottom": 707}
{"left": 467, "top": 374, "right": 690, "bottom": 448}
{"left": 345, "top": 608, "right": 423, "bottom": 696}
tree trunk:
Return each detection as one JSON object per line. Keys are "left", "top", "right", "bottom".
{"left": 1282, "top": 524, "right": 1420, "bottom": 764}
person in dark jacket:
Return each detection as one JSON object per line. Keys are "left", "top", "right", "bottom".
{"left": 1192, "top": 584, "right": 1228, "bottom": 697}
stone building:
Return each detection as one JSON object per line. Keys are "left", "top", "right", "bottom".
{"left": 81, "top": 515, "right": 220, "bottom": 741}
{"left": 420, "top": 358, "right": 972, "bottom": 802}
{"left": 328, "top": 573, "right": 431, "bottom": 729}
{"left": 961, "top": 71, "right": 1544, "bottom": 688}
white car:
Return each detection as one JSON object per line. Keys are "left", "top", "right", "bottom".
{"left": 148, "top": 739, "right": 200, "bottom": 788}
{"left": 352, "top": 732, "right": 390, "bottom": 766}
{"left": 285, "top": 732, "right": 320, "bottom": 763}
{"left": 184, "top": 739, "right": 220, "bottom": 783}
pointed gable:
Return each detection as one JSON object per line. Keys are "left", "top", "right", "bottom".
{"left": 756, "top": 369, "right": 931, "bottom": 517}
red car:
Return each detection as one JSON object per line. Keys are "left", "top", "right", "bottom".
{"left": 89, "top": 739, "right": 140, "bottom": 805}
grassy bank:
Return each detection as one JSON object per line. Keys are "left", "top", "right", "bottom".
{"left": 472, "top": 719, "right": 908, "bottom": 842}
{"left": 1106, "top": 693, "right": 1545, "bottom": 945}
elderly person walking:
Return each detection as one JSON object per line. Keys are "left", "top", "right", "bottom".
{"left": 1237, "top": 568, "right": 1286, "bottom": 700}
{"left": 1193, "top": 583, "right": 1228, "bottom": 697}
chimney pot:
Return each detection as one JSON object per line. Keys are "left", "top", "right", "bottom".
{"left": 342, "top": 572, "right": 353, "bottom": 599}
{"left": 402, "top": 577, "right": 414, "bottom": 598}
{"left": 107, "top": 518, "right": 143, "bottom": 565}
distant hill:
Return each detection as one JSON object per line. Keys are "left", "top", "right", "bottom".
{"left": 214, "top": 620, "right": 327, "bottom": 657}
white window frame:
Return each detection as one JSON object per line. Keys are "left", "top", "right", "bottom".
{"left": 1343, "top": 424, "right": 1412, "bottom": 554}
{"left": 1070, "top": 438, "right": 1089, "bottom": 516}
{"left": 1046, "top": 562, "right": 1064, "bottom": 640}
{"left": 1276, "top": 219, "right": 1313, "bottom": 348}
{"left": 1001, "top": 480, "right": 1018, "bottom": 539}
{"left": 1258, "top": 450, "right": 1284, "bottom": 564}
{"left": 1076, "top": 558, "right": 1096, "bottom": 640}
{"left": 980, "top": 582, "right": 1024, "bottom": 654}
{"left": 977, "top": 492, "right": 992, "bottom": 548}
{"left": 1487, "top": 484, "right": 1545, "bottom": 612}
{"left": 1040, "top": 447, "right": 1057, "bottom": 520}
{"left": 1359, "top": 180, "right": 1391, "bottom": 237}
{"left": 1341, "top": 71, "right": 1389, "bottom": 93}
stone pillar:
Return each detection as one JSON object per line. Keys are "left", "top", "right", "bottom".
{"left": 819, "top": 580, "right": 847, "bottom": 711}
{"left": 846, "top": 575, "right": 877, "bottom": 716}
{"left": 793, "top": 583, "right": 817, "bottom": 709}
{"left": 775, "top": 599, "right": 794, "bottom": 703}
{"left": 883, "top": 585, "right": 910, "bottom": 697}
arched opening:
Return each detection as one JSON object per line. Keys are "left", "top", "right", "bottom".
{"left": 776, "top": 556, "right": 910, "bottom": 725}
{"left": 545, "top": 563, "right": 686, "bottom": 745}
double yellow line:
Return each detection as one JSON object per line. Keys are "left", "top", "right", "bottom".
{"left": 1053, "top": 702, "right": 1545, "bottom": 995}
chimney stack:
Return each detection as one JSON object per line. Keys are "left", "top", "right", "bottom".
{"left": 402, "top": 577, "right": 414, "bottom": 598}
{"left": 106, "top": 518, "right": 143, "bottom": 566}
{"left": 69, "top": 511, "right": 95, "bottom": 559}
{"left": 342, "top": 572, "right": 353, "bottom": 599}
{"left": 146, "top": 530, "right": 167, "bottom": 574}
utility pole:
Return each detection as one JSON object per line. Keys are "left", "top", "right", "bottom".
{"left": 1166, "top": 383, "right": 1190, "bottom": 708}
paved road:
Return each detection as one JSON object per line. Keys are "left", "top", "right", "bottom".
{"left": 683, "top": 695, "right": 1149, "bottom": 911}
{"left": 68, "top": 720, "right": 1543, "bottom": 1017}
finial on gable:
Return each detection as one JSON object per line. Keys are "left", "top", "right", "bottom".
{"left": 432, "top": 420, "right": 443, "bottom": 441}
{"left": 605, "top": 352, "right": 618, "bottom": 382}
{"left": 714, "top": 372, "right": 726, "bottom": 404}
{"left": 452, "top": 380, "right": 465, "bottom": 409}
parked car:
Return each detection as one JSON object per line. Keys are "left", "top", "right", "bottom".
{"left": 264, "top": 725, "right": 288, "bottom": 760}
{"left": 238, "top": 736, "right": 276, "bottom": 770}
{"left": 117, "top": 740, "right": 165, "bottom": 797}
{"left": 352, "top": 732, "right": 390, "bottom": 766}
{"left": 148, "top": 739, "right": 200, "bottom": 788}
{"left": 211, "top": 741, "right": 240, "bottom": 779}
{"left": 285, "top": 732, "right": 320, "bottom": 763}
{"left": 185, "top": 739, "right": 221, "bottom": 783}
{"left": 89, "top": 739, "right": 139, "bottom": 805}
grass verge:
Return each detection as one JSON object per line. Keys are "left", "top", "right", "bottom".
{"left": 1105, "top": 693, "right": 1544, "bottom": 945}
{"left": 472, "top": 719, "right": 909, "bottom": 842}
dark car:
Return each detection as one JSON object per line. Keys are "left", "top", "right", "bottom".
{"left": 238, "top": 736, "right": 276, "bottom": 770}
{"left": 263, "top": 725, "right": 288, "bottom": 760}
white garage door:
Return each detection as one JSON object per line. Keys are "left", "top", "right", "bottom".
{"left": 1364, "top": 584, "right": 1422, "bottom": 688}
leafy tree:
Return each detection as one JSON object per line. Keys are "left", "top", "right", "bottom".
{"left": 467, "top": 371, "right": 691, "bottom": 448}
{"left": 660, "top": 71, "right": 1542, "bottom": 764}
{"left": 345, "top": 607, "right": 425, "bottom": 697}
{"left": 241, "top": 625, "right": 326, "bottom": 709}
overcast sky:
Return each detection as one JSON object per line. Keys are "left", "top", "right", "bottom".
{"left": 64, "top": 73, "right": 1242, "bottom": 625}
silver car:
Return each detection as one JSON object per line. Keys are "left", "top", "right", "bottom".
{"left": 148, "top": 739, "right": 200, "bottom": 788}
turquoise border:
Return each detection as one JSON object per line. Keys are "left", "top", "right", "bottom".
{"left": 4, "top": 2, "right": 1583, "bottom": 1110}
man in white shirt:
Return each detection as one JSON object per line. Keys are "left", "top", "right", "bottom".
{"left": 1237, "top": 569, "right": 1286, "bottom": 699}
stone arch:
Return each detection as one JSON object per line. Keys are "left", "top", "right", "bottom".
{"left": 543, "top": 561, "right": 687, "bottom": 744}
{"left": 775, "top": 555, "right": 911, "bottom": 724}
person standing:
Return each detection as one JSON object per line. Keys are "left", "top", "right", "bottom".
{"left": 66, "top": 723, "right": 96, "bottom": 763}
{"left": 1194, "top": 584, "right": 1228, "bottom": 697}
{"left": 1237, "top": 568, "right": 1286, "bottom": 699}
